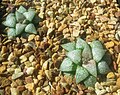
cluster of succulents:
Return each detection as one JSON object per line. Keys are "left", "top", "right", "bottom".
{"left": 60, "top": 38, "right": 112, "bottom": 87}
{"left": 2, "top": 6, "right": 40, "bottom": 38}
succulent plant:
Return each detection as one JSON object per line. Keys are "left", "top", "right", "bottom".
{"left": 60, "top": 38, "right": 112, "bottom": 87}
{"left": 2, "top": 6, "right": 40, "bottom": 38}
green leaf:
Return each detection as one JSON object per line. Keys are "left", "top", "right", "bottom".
{"left": 82, "top": 45, "right": 92, "bottom": 64}
{"left": 60, "top": 58, "right": 76, "bottom": 72}
{"left": 61, "top": 41, "right": 76, "bottom": 51}
{"left": 82, "top": 60, "right": 97, "bottom": 77}
{"left": 17, "top": 6, "right": 27, "bottom": 13}
{"left": 75, "top": 66, "right": 89, "bottom": 84}
{"left": 32, "top": 15, "right": 42, "bottom": 24}
{"left": 76, "top": 38, "right": 88, "bottom": 49}
{"left": 6, "top": 13, "right": 15, "bottom": 20}
{"left": 102, "top": 52, "right": 112, "bottom": 65}
{"left": 67, "top": 50, "right": 82, "bottom": 64}
{"left": 23, "top": 11, "right": 36, "bottom": 22}
{"left": 98, "top": 61, "right": 111, "bottom": 74}
{"left": 3, "top": 15, "right": 16, "bottom": 27}
{"left": 92, "top": 48, "right": 106, "bottom": 63}
{"left": 7, "top": 28, "right": 16, "bottom": 37}
{"left": 90, "top": 40, "right": 103, "bottom": 49}
{"left": 84, "top": 76, "right": 97, "bottom": 87}
{"left": 25, "top": 23, "right": 37, "bottom": 34}
{"left": 16, "top": 23, "right": 26, "bottom": 36}
{"left": 15, "top": 11, "right": 25, "bottom": 22}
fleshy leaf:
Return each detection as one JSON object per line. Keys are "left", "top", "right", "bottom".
{"left": 82, "top": 45, "right": 92, "bottom": 64}
{"left": 25, "top": 23, "right": 37, "bottom": 34}
{"left": 6, "top": 13, "right": 15, "bottom": 20}
{"left": 15, "top": 11, "right": 25, "bottom": 22}
{"left": 90, "top": 40, "right": 103, "bottom": 49}
{"left": 76, "top": 38, "right": 88, "bottom": 49}
{"left": 17, "top": 6, "right": 27, "bottom": 13}
{"left": 60, "top": 58, "right": 76, "bottom": 72}
{"left": 3, "top": 16, "right": 16, "bottom": 27}
{"left": 16, "top": 23, "right": 26, "bottom": 36}
{"left": 75, "top": 66, "right": 89, "bottom": 84}
{"left": 92, "top": 48, "right": 106, "bottom": 63}
{"left": 7, "top": 28, "right": 16, "bottom": 37}
{"left": 82, "top": 60, "right": 97, "bottom": 77}
{"left": 84, "top": 76, "right": 97, "bottom": 87}
{"left": 61, "top": 41, "right": 76, "bottom": 51}
{"left": 23, "top": 11, "right": 35, "bottom": 22}
{"left": 98, "top": 61, "right": 111, "bottom": 74}
{"left": 102, "top": 52, "right": 112, "bottom": 65}
{"left": 67, "top": 49, "right": 82, "bottom": 64}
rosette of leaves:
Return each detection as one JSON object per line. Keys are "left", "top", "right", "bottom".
{"left": 2, "top": 6, "right": 40, "bottom": 38}
{"left": 60, "top": 38, "right": 112, "bottom": 87}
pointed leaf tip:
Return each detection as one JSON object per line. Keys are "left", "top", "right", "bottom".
{"left": 67, "top": 49, "right": 82, "bottom": 64}
{"left": 16, "top": 23, "right": 26, "bottom": 36}
{"left": 75, "top": 66, "right": 89, "bottom": 84}
{"left": 23, "top": 11, "right": 36, "bottom": 22}
{"left": 25, "top": 23, "right": 37, "bottom": 34}
{"left": 60, "top": 58, "right": 76, "bottom": 72}
{"left": 61, "top": 41, "right": 76, "bottom": 51}
{"left": 17, "top": 6, "right": 27, "bottom": 13}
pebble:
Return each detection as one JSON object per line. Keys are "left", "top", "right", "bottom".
{"left": 116, "top": 78, "right": 120, "bottom": 88}
{"left": 58, "top": 24, "right": 67, "bottom": 32}
{"left": 72, "top": 30, "right": 80, "bottom": 37}
{"left": 42, "top": 60, "right": 49, "bottom": 70}
{"left": 1, "top": 78, "right": 11, "bottom": 88}
{"left": 117, "top": 53, "right": 120, "bottom": 64}
{"left": 12, "top": 72, "right": 24, "bottom": 80}
{"left": 19, "top": 55, "right": 27, "bottom": 63}
{"left": 42, "top": 85, "right": 50, "bottom": 92}
{"left": 1, "top": 46, "right": 7, "bottom": 54}
{"left": 25, "top": 76, "right": 33, "bottom": 83}
{"left": 100, "top": 16, "right": 109, "bottom": 22}
{"left": 107, "top": 72, "right": 115, "bottom": 79}
{"left": 26, "top": 67, "right": 34, "bottom": 75}
{"left": 105, "top": 41, "right": 114, "bottom": 48}
{"left": 0, "top": 89, "right": 4, "bottom": 95}
{"left": 29, "top": 55, "right": 35, "bottom": 62}
{"left": 0, "top": 65, "right": 6, "bottom": 73}
{"left": 17, "top": 85, "right": 25, "bottom": 91}
{"left": 115, "top": 30, "right": 120, "bottom": 41}
{"left": 28, "top": 34, "right": 35, "bottom": 41}
{"left": 25, "top": 83, "right": 34, "bottom": 91}
{"left": 10, "top": 88, "right": 19, "bottom": 95}
{"left": 95, "top": 89, "right": 106, "bottom": 95}
{"left": 45, "top": 70, "right": 52, "bottom": 80}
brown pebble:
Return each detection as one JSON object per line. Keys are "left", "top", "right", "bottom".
{"left": 115, "top": 11, "right": 120, "bottom": 17}
{"left": 17, "top": 85, "right": 25, "bottom": 91}
{"left": 114, "top": 45, "right": 120, "bottom": 53}
{"left": 25, "top": 76, "right": 33, "bottom": 83}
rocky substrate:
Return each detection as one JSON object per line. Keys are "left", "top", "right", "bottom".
{"left": 0, "top": 0, "right": 120, "bottom": 95}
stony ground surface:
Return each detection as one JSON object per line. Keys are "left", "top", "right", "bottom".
{"left": 0, "top": 0, "right": 120, "bottom": 95}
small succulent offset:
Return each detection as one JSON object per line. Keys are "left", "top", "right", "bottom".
{"left": 60, "top": 38, "right": 112, "bottom": 87}
{"left": 2, "top": 6, "right": 40, "bottom": 38}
